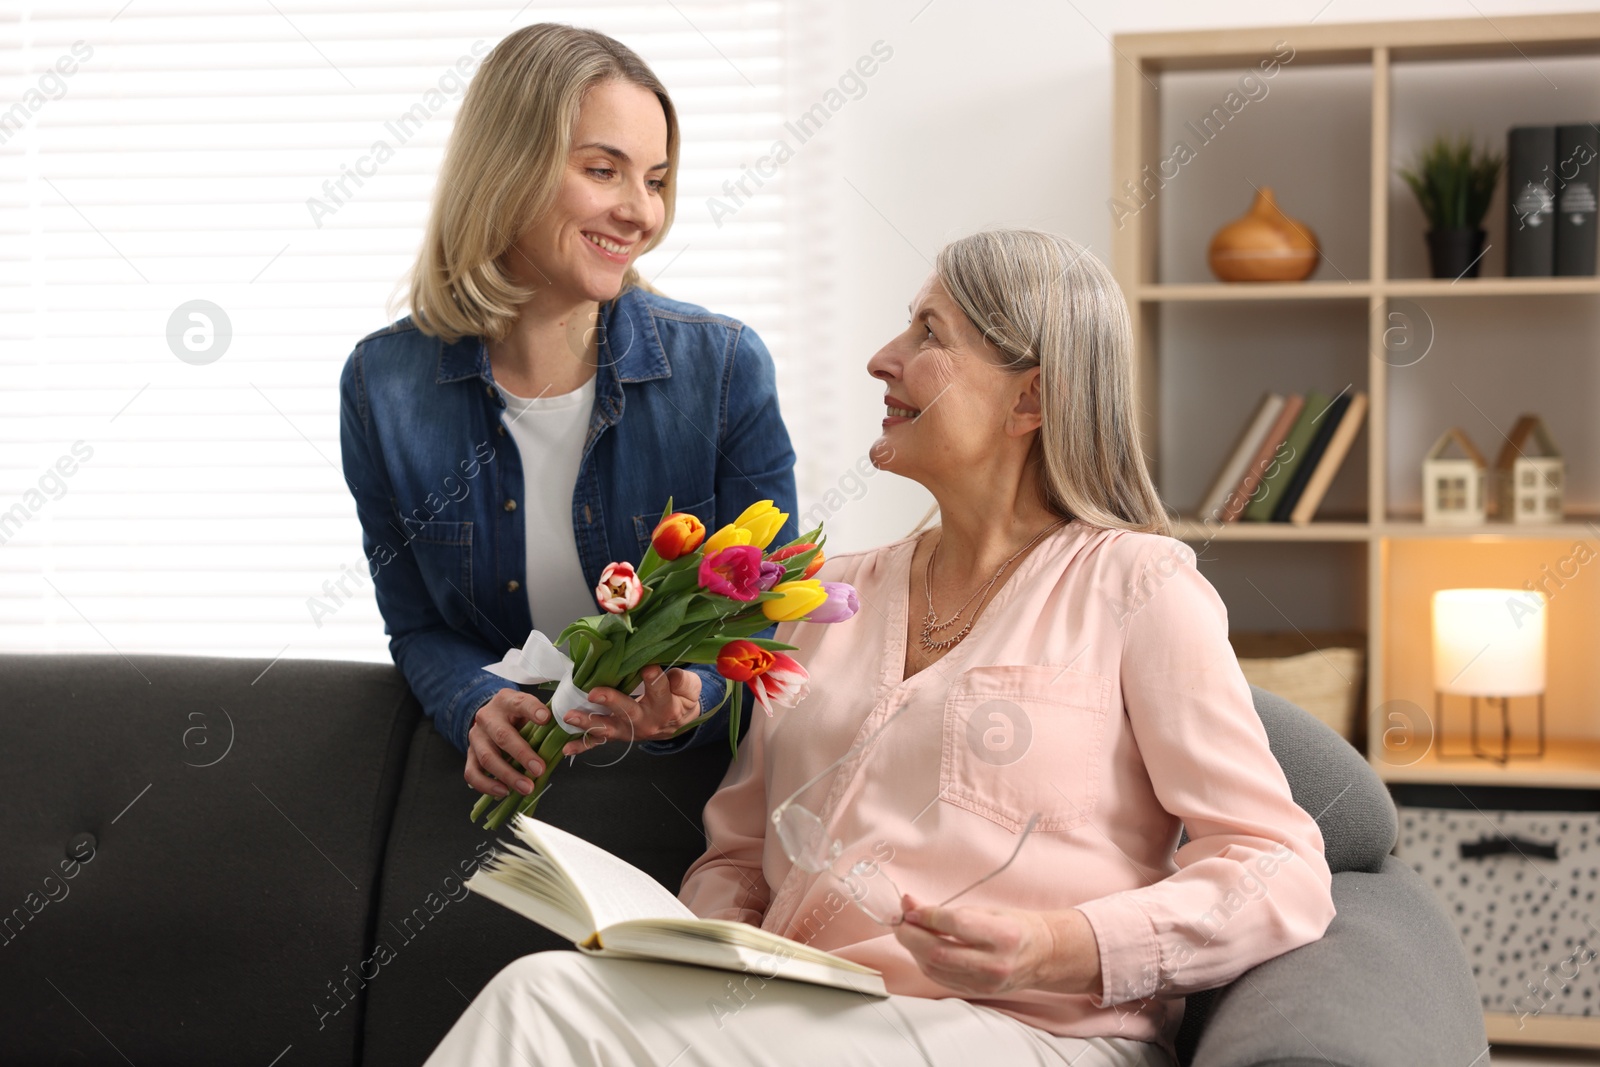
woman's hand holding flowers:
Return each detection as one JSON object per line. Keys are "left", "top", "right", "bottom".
{"left": 561, "top": 663, "right": 704, "bottom": 753}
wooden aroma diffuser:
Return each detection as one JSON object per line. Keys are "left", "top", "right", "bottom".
{"left": 1208, "top": 187, "right": 1321, "bottom": 282}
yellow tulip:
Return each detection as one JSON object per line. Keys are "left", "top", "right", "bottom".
{"left": 762, "top": 579, "right": 829, "bottom": 622}
{"left": 734, "top": 500, "right": 775, "bottom": 527}
{"left": 734, "top": 499, "right": 788, "bottom": 549}
{"left": 703, "top": 523, "right": 753, "bottom": 555}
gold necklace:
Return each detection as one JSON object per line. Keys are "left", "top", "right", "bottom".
{"left": 920, "top": 519, "right": 1065, "bottom": 653}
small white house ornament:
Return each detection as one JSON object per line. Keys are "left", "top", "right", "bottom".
{"left": 1423, "top": 427, "right": 1488, "bottom": 525}
{"left": 1493, "top": 414, "right": 1564, "bottom": 524}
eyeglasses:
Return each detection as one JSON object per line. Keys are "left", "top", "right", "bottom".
{"left": 771, "top": 701, "right": 1040, "bottom": 926}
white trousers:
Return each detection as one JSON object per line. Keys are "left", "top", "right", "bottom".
{"left": 423, "top": 951, "right": 1176, "bottom": 1067}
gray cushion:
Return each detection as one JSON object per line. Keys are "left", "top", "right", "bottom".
{"left": 1187, "top": 856, "right": 1488, "bottom": 1067}
{"left": 0, "top": 652, "right": 413, "bottom": 1067}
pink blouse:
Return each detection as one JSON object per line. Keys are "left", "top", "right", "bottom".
{"left": 678, "top": 520, "right": 1337, "bottom": 1055}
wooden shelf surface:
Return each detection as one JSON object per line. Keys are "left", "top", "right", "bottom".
{"left": 1374, "top": 736, "right": 1600, "bottom": 790}
{"left": 1380, "top": 518, "right": 1600, "bottom": 540}
{"left": 1116, "top": 13, "right": 1600, "bottom": 71}
{"left": 1140, "top": 278, "right": 1600, "bottom": 303}
{"left": 1170, "top": 519, "right": 1370, "bottom": 542}
{"left": 1387, "top": 277, "right": 1600, "bottom": 298}
{"left": 1138, "top": 282, "right": 1373, "bottom": 302}
{"left": 1485, "top": 1010, "right": 1600, "bottom": 1047}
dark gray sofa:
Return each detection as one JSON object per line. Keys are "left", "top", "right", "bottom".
{"left": 0, "top": 653, "right": 1487, "bottom": 1066}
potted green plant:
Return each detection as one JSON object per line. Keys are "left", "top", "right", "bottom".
{"left": 1398, "top": 135, "right": 1504, "bottom": 279}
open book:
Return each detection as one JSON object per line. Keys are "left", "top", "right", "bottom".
{"left": 466, "top": 815, "right": 888, "bottom": 997}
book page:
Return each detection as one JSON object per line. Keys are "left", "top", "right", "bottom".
{"left": 511, "top": 816, "right": 696, "bottom": 931}
{"left": 637, "top": 918, "right": 880, "bottom": 973}
{"left": 582, "top": 933, "right": 887, "bottom": 997}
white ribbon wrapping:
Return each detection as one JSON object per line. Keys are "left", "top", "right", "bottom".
{"left": 483, "top": 630, "right": 608, "bottom": 730}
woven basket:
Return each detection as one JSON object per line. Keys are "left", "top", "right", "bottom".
{"left": 1236, "top": 647, "right": 1365, "bottom": 742}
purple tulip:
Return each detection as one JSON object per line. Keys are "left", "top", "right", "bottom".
{"left": 807, "top": 582, "right": 859, "bottom": 624}
{"left": 757, "top": 560, "right": 786, "bottom": 591}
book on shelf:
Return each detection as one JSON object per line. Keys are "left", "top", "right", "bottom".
{"left": 1242, "top": 390, "right": 1329, "bottom": 521}
{"left": 1508, "top": 125, "right": 1557, "bottom": 277}
{"left": 1287, "top": 392, "right": 1368, "bottom": 526}
{"left": 1195, "top": 392, "right": 1285, "bottom": 522}
{"left": 1271, "top": 392, "right": 1352, "bottom": 521}
{"left": 1223, "top": 393, "right": 1305, "bottom": 523}
{"left": 1555, "top": 124, "right": 1599, "bottom": 277}
{"left": 465, "top": 814, "right": 890, "bottom": 996}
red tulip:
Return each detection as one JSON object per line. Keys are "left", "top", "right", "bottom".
{"left": 716, "top": 640, "right": 809, "bottom": 717}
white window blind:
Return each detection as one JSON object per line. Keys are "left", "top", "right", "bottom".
{"left": 1, "top": 0, "right": 809, "bottom": 665}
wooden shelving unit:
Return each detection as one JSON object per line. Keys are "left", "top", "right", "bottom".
{"left": 1113, "top": 14, "right": 1600, "bottom": 1050}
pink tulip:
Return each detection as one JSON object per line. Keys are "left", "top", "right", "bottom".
{"left": 807, "top": 582, "right": 860, "bottom": 623}
{"left": 595, "top": 561, "right": 642, "bottom": 614}
{"left": 698, "top": 545, "right": 764, "bottom": 601}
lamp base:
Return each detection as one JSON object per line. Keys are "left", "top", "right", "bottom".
{"left": 1433, "top": 692, "right": 1545, "bottom": 764}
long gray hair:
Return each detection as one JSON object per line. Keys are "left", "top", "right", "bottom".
{"left": 935, "top": 229, "right": 1170, "bottom": 536}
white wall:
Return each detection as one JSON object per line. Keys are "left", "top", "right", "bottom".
{"left": 793, "top": 0, "right": 1600, "bottom": 554}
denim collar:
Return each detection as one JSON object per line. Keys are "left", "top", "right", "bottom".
{"left": 433, "top": 286, "right": 672, "bottom": 387}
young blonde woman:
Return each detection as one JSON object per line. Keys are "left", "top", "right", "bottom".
{"left": 422, "top": 231, "right": 1337, "bottom": 1066}
{"left": 338, "top": 25, "right": 798, "bottom": 796}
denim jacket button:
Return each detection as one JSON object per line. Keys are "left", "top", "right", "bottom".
{"left": 506, "top": 579, "right": 520, "bottom": 593}
{"left": 496, "top": 424, "right": 507, "bottom": 437}
{"left": 484, "top": 385, "right": 495, "bottom": 398}
{"left": 503, "top": 498, "right": 517, "bottom": 512}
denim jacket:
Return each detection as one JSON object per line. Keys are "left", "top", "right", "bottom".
{"left": 338, "top": 285, "right": 799, "bottom": 756}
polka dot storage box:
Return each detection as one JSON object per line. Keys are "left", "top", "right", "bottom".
{"left": 1391, "top": 783, "right": 1600, "bottom": 1023}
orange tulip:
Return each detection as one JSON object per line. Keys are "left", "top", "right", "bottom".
{"left": 651, "top": 512, "right": 706, "bottom": 561}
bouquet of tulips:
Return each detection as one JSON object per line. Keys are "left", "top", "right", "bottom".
{"left": 469, "top": 499, "right": 859, "bottom": 830}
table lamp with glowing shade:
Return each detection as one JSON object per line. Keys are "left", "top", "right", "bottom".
{"left": 1432, "top": 588, "right": 1547, "bottom": 764}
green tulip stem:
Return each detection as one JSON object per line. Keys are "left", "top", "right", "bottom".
{"left": 471, "top": 718, "right": 563, "bottom": 827}
{"left": 511, "top": 723, "right": 579, "bottom": 820}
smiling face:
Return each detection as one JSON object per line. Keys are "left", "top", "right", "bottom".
{"left": 502, "top": 78, "right": 670, "bottom": 305}
{"left": 865, "top": 273, "right": 1043, "bottom": 488}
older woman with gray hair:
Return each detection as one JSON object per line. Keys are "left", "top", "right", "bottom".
{"left": 424, "top": 230, "right": 1336, "bottom": 1067}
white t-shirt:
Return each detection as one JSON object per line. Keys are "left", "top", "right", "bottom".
{"left": 497, "top": 375, "right": 599, "bottom": 642}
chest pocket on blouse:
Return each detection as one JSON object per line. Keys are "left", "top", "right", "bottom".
{"left": 406, "top": 520, "right": 474, "bottom": 630}
{"left": 939, "top": 664, "right": 1111, "bottom": 834}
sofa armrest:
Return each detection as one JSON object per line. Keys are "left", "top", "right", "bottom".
{"left": 1186, "top": 856, "right": 1487, "bottom": 1067}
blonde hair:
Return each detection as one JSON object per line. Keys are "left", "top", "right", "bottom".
{"left": 406, "top": 24, "right": 680, "bottom": 343}
{"left": 934, "top": 229, "right": 1171, "bottom": 536}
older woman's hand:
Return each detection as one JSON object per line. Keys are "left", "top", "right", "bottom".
{"left": 559, "top": 664, "right": 704, "bottom": 756}
{"left": 893, "top": 894, "right": 1104, "bottom": 999}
